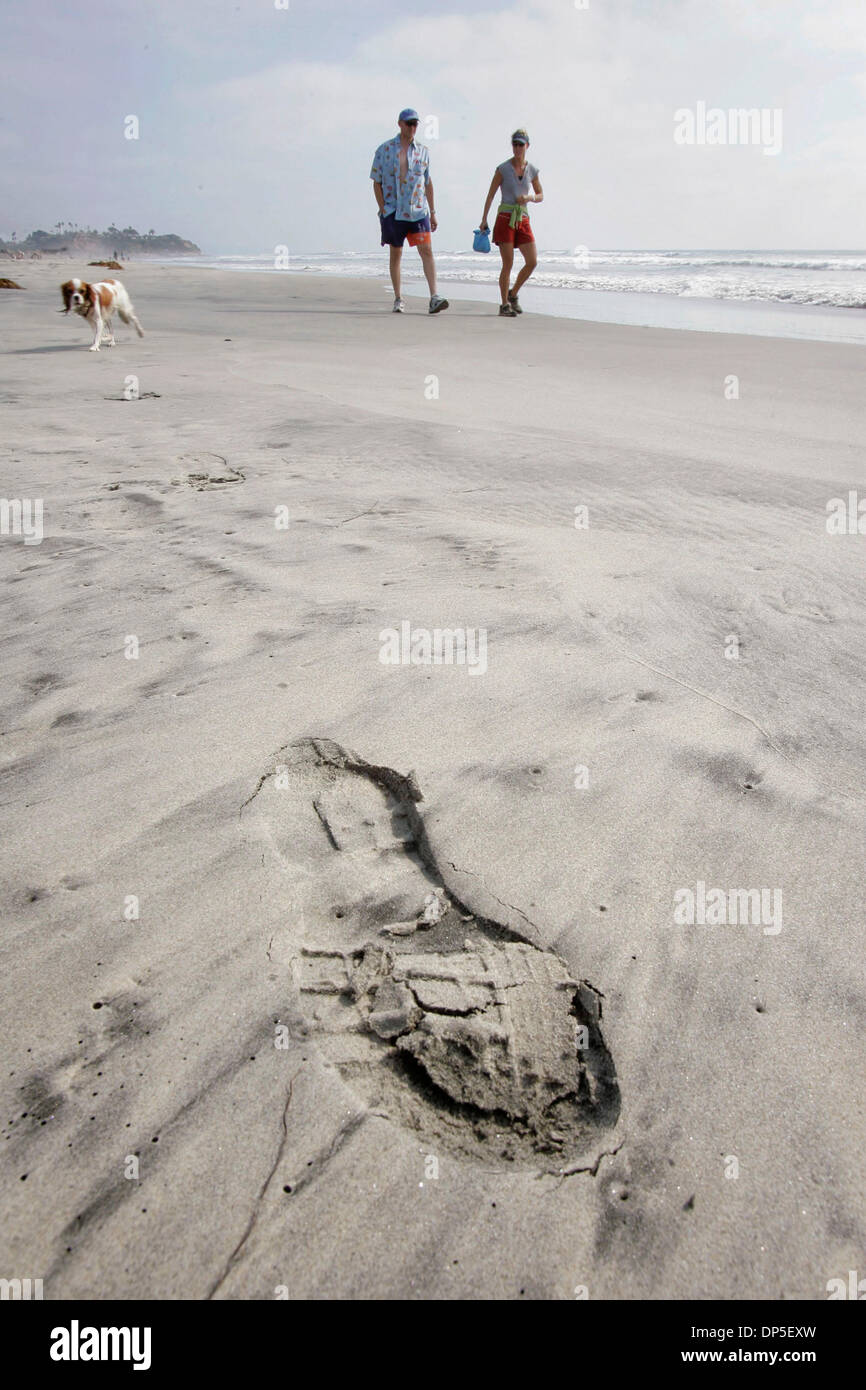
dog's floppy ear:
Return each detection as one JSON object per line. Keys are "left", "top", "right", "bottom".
{"left": 59, "top": 281, "right": 72, "bottom": 313}
{"left": 83, "top": 281, "right": 96, "bottom": 306}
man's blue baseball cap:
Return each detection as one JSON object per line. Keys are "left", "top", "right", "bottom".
{"left": 398, "top": 108, "right": 420, "bottom": 123}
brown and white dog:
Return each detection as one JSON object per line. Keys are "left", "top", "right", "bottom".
{"left": 59, "top": 278, "right": 144, "bottom": 352}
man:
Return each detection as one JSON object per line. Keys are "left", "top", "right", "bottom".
{"left": 370, "top": 109, "right": 449, "bottom": 314}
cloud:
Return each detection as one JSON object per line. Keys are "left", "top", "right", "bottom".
{"left": 2, "top": 0, "right": 865, "bottom": 250}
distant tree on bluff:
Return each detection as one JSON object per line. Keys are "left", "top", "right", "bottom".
{"left": 0, "top": 225, "right": 201, "bottom": 255}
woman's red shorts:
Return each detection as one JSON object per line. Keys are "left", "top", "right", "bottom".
{"left": 492, "top": 211, "right": 535, "bottom": 247}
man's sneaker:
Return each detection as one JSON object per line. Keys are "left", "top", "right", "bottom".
{"left": 508, "top": 291, "right": 523, "bottom": 314}
{"left": 393, "top": 297, "right": 405, "bottom": 313}
{"left": 499, "top": 303, "right": 517, "bottom": 317}
{"left": 429, "top": 295, "right": 449, "bottom": 314}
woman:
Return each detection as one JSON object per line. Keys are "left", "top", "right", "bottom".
{"left": 479, "top": 128, "right": 543, "bottom": 316}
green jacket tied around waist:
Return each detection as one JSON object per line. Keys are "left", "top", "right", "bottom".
{"left": 498, "top": 202, "right": 528, "bottom": 229}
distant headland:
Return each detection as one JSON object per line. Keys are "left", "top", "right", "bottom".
{"left": 0, "top": 224, "right": 201, "bottom": 259}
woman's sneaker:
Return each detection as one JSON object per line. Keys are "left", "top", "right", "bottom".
{"left": 429, "top": 295, "right": 449, "bottom": 314}
{"left": 508, "top": 291, "right": 523, "bottom": 314}
{"left": 499, "top": 302, "right": 517, "bottom": 317}
{"left": 393, "top": 297, "right": 406, "bottom": 313}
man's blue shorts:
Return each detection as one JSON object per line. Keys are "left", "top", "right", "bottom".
{"left": 380, "top": 212, "right": 431, "bottom": 248}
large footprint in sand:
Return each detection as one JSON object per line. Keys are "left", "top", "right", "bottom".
{"left": 246, "top": 738, "right": 621, "bottom": 1172}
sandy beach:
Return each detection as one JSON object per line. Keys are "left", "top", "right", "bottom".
{"left": 1, "top": 259, "right": 864, "bottom": 1301}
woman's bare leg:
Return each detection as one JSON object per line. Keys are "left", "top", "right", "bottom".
{"left": 512, "top": 241, "right": 538, "bottom": 294}
{"left": 498, "top": 243, "right": 514, "bottom": 303}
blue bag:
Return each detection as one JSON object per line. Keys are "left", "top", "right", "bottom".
{"left": 473, "top": 228, "right": 491, "bottom": 253}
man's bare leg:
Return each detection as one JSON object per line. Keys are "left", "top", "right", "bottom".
{"left": 417, "top": 241, "right": 437, "bottom": 296}
{"left": 389, "top": 245, "right": 403, "bottom": 299}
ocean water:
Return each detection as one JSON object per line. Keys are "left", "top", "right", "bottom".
{"left": 156, "top": 249, "right": 866, "bottom": 344}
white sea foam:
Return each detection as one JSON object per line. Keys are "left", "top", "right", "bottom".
{"left": 159, "top": 248, "right": 866, "bottom": 311}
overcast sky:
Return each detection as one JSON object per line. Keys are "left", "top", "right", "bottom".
{"left": 2, "top": 0, "right": 864, "bottom": 253}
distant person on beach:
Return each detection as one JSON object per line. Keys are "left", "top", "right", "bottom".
{"left": 370, "top": 109, "right": 449, "bottom": 315}
{"left": 479, "top": 128, "right": 543, "bottom": 316}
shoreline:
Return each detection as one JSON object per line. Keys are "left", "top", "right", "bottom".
{"left": 401, "top": 275, "right": 866, "bottom": 344}
{"left": 15, "top": 248, "right": 866, "bottom": 343}
{"left": 139, "top": 255, "right": 866, "bottom": 346}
